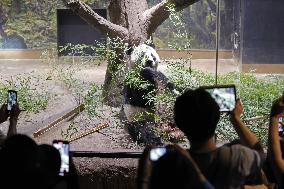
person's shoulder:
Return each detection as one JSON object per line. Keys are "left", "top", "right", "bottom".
{"left": 229, "top": 144, "right": 258, "bottom": 155}
{"left": 228, "top": 144, "right": 253, "bottom": 150}
{"left": 224, "top": 144, "right": 260, "bottom": 160}
{"left": 225, "top": 144, "right": 262, "bottom": 175}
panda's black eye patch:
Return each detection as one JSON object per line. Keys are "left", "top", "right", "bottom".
{"left": 151, "top": 53, "right": 156, "bottom": 61}
{"left": 145, "top": 60, "right": 153, "bottom": 68}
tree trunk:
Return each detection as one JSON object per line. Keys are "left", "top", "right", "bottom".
{"left": 103, "top": 0, "right": 150, "bottom": 107}
{"left": 0, "top": 5, "right": 8, "bottom": 43}
{"left": 11, "top": 0, "right": 22, "bottom": 15}
{"left": 0, "top": 25, "right": 7, "bottom": 40}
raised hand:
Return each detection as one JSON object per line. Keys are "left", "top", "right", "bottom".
{"left": 10, "top": 103, "right": 21, "bottom": 120}
{"left": 0, "top": 104, "right": 9, "bottom": 123}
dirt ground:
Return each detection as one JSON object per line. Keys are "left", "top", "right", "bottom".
{"left": 0, "top": 58, "right": 240, "bottom": 188}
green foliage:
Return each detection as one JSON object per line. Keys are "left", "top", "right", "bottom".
{"left": 132, "top": 111, "right": 158, "bottom": 123}
{"left": 154, "top": 0, "right": 217, "bottom": 49}
{"left": 125, "top": 68, "right": 154, "bottom": 91}
{"left": 2, "top": 0, "right": 58, "bottom": 48}
{"left": 84, "top": 84, "right": 104, "bottom": 117}
{"left": 61, "top": 121, "right": 79, "bottom": 140}
{"left": 0, "top": 74, "right": 51, "bottom": 113}
{"left": 93, "top": 36, "right": 129, "bottom": 85}
{"left": 166, "top": 3, "right": 191, "bottom": 51}
{"left": 157, "top": 62, "right": 284, "bottom": 146}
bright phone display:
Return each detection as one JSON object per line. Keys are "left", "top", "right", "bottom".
{"left": 202, "top": 85, "right": 236, "bottom": 112}
{"left": 7, "top": 90, "right": 17, "bottom": 111}
{"left": 53, "top": 140, "right": 69, "bottom": 176}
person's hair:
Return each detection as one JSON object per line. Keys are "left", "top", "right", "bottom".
{"left": 0, "top": 134, "right": 38, "bottom": 189}
{"left": 149, "top": 147, "right": 195, "bottom": 189}
{"left": 174, "top": 88, "right": 220, "bottom": 142}
{"left": 137, "top": 146, "right": 153, "bottom": 189}
{"left": 1, "top": 134, "right": 38, "bottom": 170}
{"left": 37, "top": 144, "right": 61, "bottom": 176}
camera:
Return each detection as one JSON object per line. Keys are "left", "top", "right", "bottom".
{"left": 52, "top": 140, "right": 70, "bottom": 176}
{"left": 7, "top": 90, "right": 17, "bottom": 112}
{"left": 149, "top": 147, "right": 167, "bottom": 161}
{"left": 202, "top": 85, "right": 236, "bottom": 112}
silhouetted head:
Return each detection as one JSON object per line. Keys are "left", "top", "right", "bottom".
{"left": 0, "top": 134, "right": 38, "bottom": 189}
{"left": 37, "top": 144, "right": 61, "bottom": 189}
{"left": 174, "top": 88, "right": 220, "bottom": 143}
{"left": 37, "top": 144, "right": 61, "bottom": 177}
{"left": 149, "top": 146, "right": 196, "bottom": 189}
{"left": 0, "top": 134, "right": 38, "bottom": 170}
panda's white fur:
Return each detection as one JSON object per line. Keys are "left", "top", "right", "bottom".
{"left": 130, "top": 44, "right": 160, "bottom": 70}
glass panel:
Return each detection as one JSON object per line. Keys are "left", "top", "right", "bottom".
{"left": 241, "top": 0, "right": 284, "bottom": 73}
{"left": 217, "top": 0, "right": 241, "bottom": 76}
{"left": 154, "top": 0, "right": 217, "bottom": 75}
{"left": 3, "top": 0, "right": 283, "bottom": 151}
{"left": 0, "top": 1, "right": 220, "bottom": 150}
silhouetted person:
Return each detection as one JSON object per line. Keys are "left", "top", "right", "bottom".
{"left": 137, "top": 145, "right": 214, "bottom": 189}
{"left": 0, "top": 134, "right": 38, "bottom": 189}
{"left": 151, "top": 145, "right": 214, "bottom": 189}
{"left": 0, "top": 103, "right": 20, "bottom": 145}
{"left": 37, "top": 143, "right": 79, "bottom": 189}
{"left": 268, "top": 92, "right": 284, "bottom": 188}
{"left": 174, "top": 88, "right": 264, "bottom": 188}
{"left": 37, "top": 144, "right": 67, "bottom": 189}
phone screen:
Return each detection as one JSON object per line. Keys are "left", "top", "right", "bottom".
{"left": 149, "top": 147, "right": 167, "bottom": 161}
{"left": 279, "top": 117, "right": 283, "bottom": 137}
{"left": 53, "top": 140, "right": 69, "bottom": 176}
{"left": 204, "top": 85, "right": 236, "bottom": 112}
{"left": 7, "top": 90, "right": 17, "bottom": 111}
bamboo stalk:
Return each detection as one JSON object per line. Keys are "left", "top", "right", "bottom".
{"left": 68, "top": 123, "right": 108, "bottom": 142}
{"left": 33, "top": 104, "right": 85, "bottom": 138}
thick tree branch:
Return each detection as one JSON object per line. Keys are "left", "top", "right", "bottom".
{"left": 63, "top": 0, "right": 129, "bottom": 39}
{"left": 206, "top": 0, "right": 216, "bottom": 12}
{"left": 144, "top": 0, "right": 200, "bottom": 35}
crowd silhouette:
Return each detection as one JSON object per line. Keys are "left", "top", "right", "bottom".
{"left": 0, "top": 88, "right": 283, "bottom": 189}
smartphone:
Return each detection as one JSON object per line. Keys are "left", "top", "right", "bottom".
{"left": 149, "top": 147, "right": 167, "bottom": 161}
{"left": 52, "top": 140, "right": 69, "bottom": 176}
{"left": 202, "top": 85, "right": 236, "bottom": 112}
{"left": 279, "top": 117, "right": 284, "bottom": 137}
{"left": 7, "top": 90, "right": 17, "bottom": 111}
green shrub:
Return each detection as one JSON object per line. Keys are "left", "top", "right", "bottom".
{"left": 0, "top": 75, "right": 51, "bottom": 113}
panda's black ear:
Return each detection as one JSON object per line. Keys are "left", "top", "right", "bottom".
{"left": 126, "top": 46, "right": 134, "bottom": 56}
{"left": 149, "top": 43, "right": 156, "bottom": 49}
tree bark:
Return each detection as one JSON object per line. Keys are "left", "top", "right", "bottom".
{"left": 107, "top": 0, "right": 151, "bottom": 44}
{"left": 102, "top": 0, "right": 151, "bottom": 106}
{"left": 11, "top": 0, "right": 22, "bottom": 15}
{"left": 0, "top": 5, "right": 8, "bottom": 41}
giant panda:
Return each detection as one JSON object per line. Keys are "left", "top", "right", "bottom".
{"left": 122, "top": 44, "right": 178, "bottom": 144}
{"left": 123, "top": 44, "right": 175, "bottom": 121}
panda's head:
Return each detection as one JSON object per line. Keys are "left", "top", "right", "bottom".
{"left": 130, "top": 44, "right": 160, "bottom": 71}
